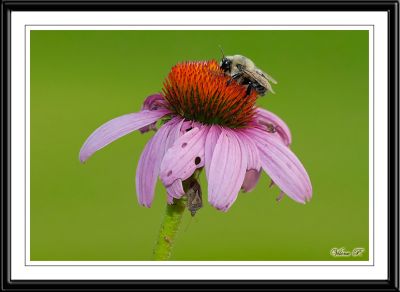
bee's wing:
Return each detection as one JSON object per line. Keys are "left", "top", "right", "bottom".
{"left": 256, "top": 68, "right": 278, "bottom": 84}
{"left": 242, "top": 68, "right": 276, "bottom": 94}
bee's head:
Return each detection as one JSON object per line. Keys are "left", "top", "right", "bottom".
{"left": 220, "top": 57, "right": 232, "bottom": 73}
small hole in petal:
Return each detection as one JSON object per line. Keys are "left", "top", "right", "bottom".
{"left": 182, "top": 143, "right": 187, "bottom": 148}
{"left": 194, "top": 157, "right": 201, "bottom": 165}
{"left": 185, "top": 127, "right": 193, "bottom": 132}
{"left": 167, "top": 170, "right": 172, "bottom": 176}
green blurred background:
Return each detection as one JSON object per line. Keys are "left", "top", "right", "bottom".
{"left": 30, "top": 30, "right": 369, "bottom": 261}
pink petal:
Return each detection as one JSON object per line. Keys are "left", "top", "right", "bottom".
{"left": 139, "top": 94, "right": 169, "bottom": 133}
{"left": 237, "top": 130, "right": 261, "bottom": 171}
{"left": 204, "top": 125, "right": 222, "bottom": 178}
{"left": 165, "top": 118, "right": 185, "bottom": 148}
{"left": 166, "top": 179, "right": 185, "bottom": 199}
{"left": 250, "top": 124, "right": 286, "bottom": 146}
{"left": 162, "top": 119, "right": 196, "bottom": 200}
{"left": 141, "top": 93, "right": 168, "bottom": 111}
{"left": 208, "top": 129, "right": 247, "bottom": 212}
{"left": 79, "top": 109, "right": 170, "bottom": 162}
{"left": 181, "top": 121, "right": 195, "bottom": 133}
{"left": 160, "top": 125, "right": 208, "bottom": 186}
{"left": 251, "top": 129, "right": 312, "bottom": 204}
{"left": 138, "top": 123, "right": 158, "bottom": 134}
{"left": 256, "top": 108, "right": 292, "bottom": 146}
{"left": 167, "top": 195, "right": 174, "bottom": 205}
{"left": 136, "top": 119, "right": 177, "bottom": 207}
{"left": 162, "top": 119, "right": 186, "bottom": 196}
{"left": 242, "top": 169, "right": 261, "bottom": 192}
{"left": 235, "top": 130, "right": 262, "bottom": 192}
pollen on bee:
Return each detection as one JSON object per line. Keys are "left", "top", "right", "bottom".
{"left": 161, "top": 60, "right": 257, "bottom": 128}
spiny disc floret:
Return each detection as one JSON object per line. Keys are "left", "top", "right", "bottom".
{"left": 162, "top": 60, "right": 257, "bottom": 128}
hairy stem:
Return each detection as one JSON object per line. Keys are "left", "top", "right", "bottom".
{"left": 153, "top": 197, "right": 186, "bottom": 260}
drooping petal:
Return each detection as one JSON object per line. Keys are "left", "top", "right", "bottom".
{"left": 181, "top": 121, "right": 195, "bottom": 134}
{"left": 160, "top": 119, "right": 195, "bottom": 201}
{"left": 237, "top": 130, "right": 261, "bottom": 171}
{"left": 141, "top": 93, "right": 168, "bottom": 111}
{"left": 251, "top": 129, "right": 312, "bottom": 204}
{"left": 166, "top": 179, "right": 185, "bottom": 199}
{"left": 167, "top": 195, "right": 174, "bottom": 205}
{"left": 138, "top": 122, "right": 158, "bottom": 134}
{"left": 204, "top": 125, "right": 222, "bottom": 178}
{"left": 242, "top": 169, "right": 261, "bottom": 193}
{"left": 235, "top": 130, "right": 262, "bottom": 192}
{"left": 135, "top": 119, "right": 177, "bottom": 207}
{"left": 162, "top": 119, "right": 186, "bottom": 197}
{"left": 164, "top": 118, "right": 185, "bottom": 147}
{"left": 256, "top": 108, "right": 292, "bottom": 146}
{"left": 160, "top": 125, "right": 208, "bottom": 186}
{"left": 208, "top": 129, "right": 247, "bottom": 211}
{"left": 250, "top": 124, "right": 287, "bottom": 146}
{"left": 79, "top": 109, "right": 170, "bottom": 162}
{"left": 139, "top": 94, "right": 169, "bottom": 133}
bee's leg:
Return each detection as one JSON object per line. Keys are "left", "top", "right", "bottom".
{"left": 232, "top": 73, "right": 241, "bottom": 80}
{"left": 226, "top": 73, "right": 241, "bottom": 86}
{"left": 246, "top": 83, "right": 253, "bottom": 96}
{"left": 246, "top": 81, "right": 254, "bottom": 96}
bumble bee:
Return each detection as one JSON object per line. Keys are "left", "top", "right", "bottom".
{"left": 219, "top": 51, "right": 277, "bottom": 96}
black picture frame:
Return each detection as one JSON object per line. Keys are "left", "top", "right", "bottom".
{"left": 1, "top": 1, "right": 398, "bottom": 291}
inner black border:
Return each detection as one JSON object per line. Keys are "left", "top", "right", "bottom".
{"left": 23, "top": 24, "right": 375, "bottom": 267}
{"left": 2, "top": 1, "right": 398, "bottom": 291}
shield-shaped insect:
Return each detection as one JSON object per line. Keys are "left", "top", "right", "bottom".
{"left": 186, "top": 179, "right": 202, "bottom": 217}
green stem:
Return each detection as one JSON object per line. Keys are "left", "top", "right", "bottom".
{"left": 153, "top": 197, "right": 186, "bottom": 260}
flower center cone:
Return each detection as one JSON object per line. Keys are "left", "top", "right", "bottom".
{"left": 162, "top": 60, "right": 258, "bottom": 128}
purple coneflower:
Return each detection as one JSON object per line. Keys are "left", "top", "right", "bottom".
{"left": 79, "top": 60, "right": 312, "bottom": 212}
